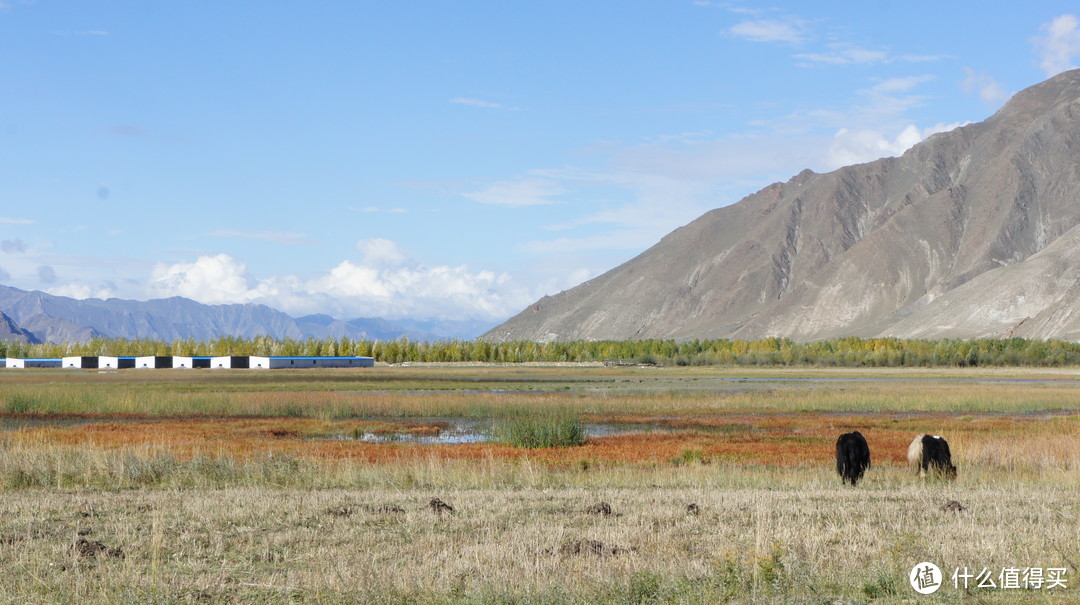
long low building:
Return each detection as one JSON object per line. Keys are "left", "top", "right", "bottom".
{"left": 3, "top": 356, "right": 375, "bottom": 369}
{"left": 249, "top": 356, "right": 375, "bottom": 369}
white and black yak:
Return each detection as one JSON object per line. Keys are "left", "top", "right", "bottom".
{"left": 907, "top": 434, "right": 957, "bottom": 479}
{"left": 835, "top": 431, "right": 871, "bottom": 486}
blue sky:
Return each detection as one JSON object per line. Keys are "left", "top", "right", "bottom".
{"left": 2, "top": 2, "right": 1079, "bottom": 328}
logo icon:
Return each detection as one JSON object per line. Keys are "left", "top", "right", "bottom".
{"left": 910, "top": 562, "right": 942, "bottom": 594}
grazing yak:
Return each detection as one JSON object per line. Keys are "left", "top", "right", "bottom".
{"left": 908, "top": 434, "right": 957, "bottom": 479}
{"left": 835, "top": 431, "right": 871, "bottom": 486}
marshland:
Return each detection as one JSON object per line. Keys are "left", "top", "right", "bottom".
{"left": 0, "top": 364, "right": 1077, "bottom": 603}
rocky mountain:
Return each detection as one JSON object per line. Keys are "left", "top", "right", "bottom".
{"left": 0, "top": 310, "right": 35, "bottom": 343}
{"left": 485, "top": 69, "right": 1080, "bottom": 343}
{"left": 294, "top": 314, "right": 443, "bottom": 341}
{"left": 0, "top": 285, "right": 486, "bottom": 344}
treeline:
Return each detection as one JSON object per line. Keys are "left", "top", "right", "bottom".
{"left": 3, "top": 335, "right": 1080, "bottom": 367}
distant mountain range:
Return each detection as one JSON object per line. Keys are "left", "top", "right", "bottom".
{"left": 486, "top": 69, "right": 1080, "bottom": 342}
{"left": 0, "top": 284, "right": 492, "bottom": 344}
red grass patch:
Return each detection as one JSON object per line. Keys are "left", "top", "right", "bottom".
{"left": 9, "top": 411, "right": 1075, "bottom": 468}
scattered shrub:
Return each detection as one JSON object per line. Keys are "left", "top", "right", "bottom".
{"left": 494, "top": 410, "right": 585, "bottom": 449}
{"left": 671, "top": 448, "right": 709, "bottom": 466}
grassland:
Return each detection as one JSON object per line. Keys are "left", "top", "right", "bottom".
{"left": 0, "top": 365, "right": 1077, "bottom": 603}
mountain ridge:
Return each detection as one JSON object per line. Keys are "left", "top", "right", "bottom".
{"left": 0, "top": 284, "right": 485, "bottom": 344}
{"left": 484, "top": 69, "right": 1080, "bottom": 343}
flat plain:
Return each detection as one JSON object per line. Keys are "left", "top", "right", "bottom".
{"left": 0, "top": 365, "right": 1077, "bottom": 604}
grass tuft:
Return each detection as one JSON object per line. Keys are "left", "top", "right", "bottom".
{"left": 494, "top": 409, "right": 586, "bottom": 448}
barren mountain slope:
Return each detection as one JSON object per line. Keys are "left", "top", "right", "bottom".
{"left": 485, "top": 69, "right": 1080, "bottom": 342}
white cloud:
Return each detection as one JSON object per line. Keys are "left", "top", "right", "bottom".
{"left": 311, "top": 261, "right": 393, "bottom": 299}
{"left": 209, "top": 230, "right": 314, "bottom": 245}
{"left": 47, "top": 283, "right": 114, "bottom": 300}
{"left": 463, "top": 178, "right": 565, "bottom": 207}
{"left": 871, "top": 75, "right": 934, "bottom": 93}
{"left": 356, "top": 238, "right": 407, "bottom": 268}
{"left": 147, "top": 249, "right": 538, "bottom": 322}
{"left": 897, "top": 53, "right": 948, "bottom": 63}
{"left": 1033, "top": 14, "right": 1080, "bottom": 77}
{"left": 565, "top": 267, "right": 592, "bottom": 287}
{"left": 961, "top": 68, "right": 1009, "bottom": 104}
{"left": 149, "top": 254, "right": 261, "bottom": 305}
{"left": 0, "top": 217, "right": 34, "bottom": 224}
{"left": 794, "top": 45, "right": 888, "bottom": 65}
{"left": 301, "top": 260, "right": 533, "bottom": 320}
{"left": 520, "top": 230, "right": 662, "bottom": 255}
{"left": 352, "top": 206, "right": 408, "bottom": 213}
{"left": 511, "top": 147, "right": 784, "bottom": 255}
{"left": 825, "top": 126, "right": 919, "bottom": 169}
{"left": 450, "top": 97, "right": 518, "bottom": 110}
{"left": 824, "top": 122, "right": 967, "bottom": 170}
{"left": 52, "top": 29, "right": 112, "bottom": 37}
{"left": 728, "top": 19, "right": 808, "bottom": 44}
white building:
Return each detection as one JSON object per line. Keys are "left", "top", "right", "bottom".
{"left": 97, "top": 356, "right": 120, "bottom": 370}
{"left": 172, "top": 356, "right": 194, "bottom": 369}
{"left": 210, "top": 356, "right": 251, "bottom": 369}
{"left": 135, "top": 356, "right": 173, "bottom": 369}
{"left": 62, "top": 356, "right": 98, "bottom": 369}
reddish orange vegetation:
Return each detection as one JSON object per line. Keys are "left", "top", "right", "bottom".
{"left": 8, "top": 411, "right": 1073, "bottom": 468}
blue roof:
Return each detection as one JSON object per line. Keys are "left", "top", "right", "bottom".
{"left": 265, "top": 356, "right": 374, "bottom": 360}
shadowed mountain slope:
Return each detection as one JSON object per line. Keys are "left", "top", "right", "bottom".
{"left": 485, "top": 70, "right": 1080, "bottom": 342}
{"left": 0, "top": 310, "right": 35, "bottom": 344}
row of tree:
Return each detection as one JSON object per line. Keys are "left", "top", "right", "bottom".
{"left": 3, "top": 335, "right": 1080, "bottom": 367}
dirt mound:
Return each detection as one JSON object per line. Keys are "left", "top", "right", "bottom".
{"left": 584, "top": 501, "right": 613, "bottom": 516}
{"left": 326, "top": 506, "right": 355, "bottom": 517}
{"left": 557, "top": 539, "right": 626, "bottom": 557}
{"left": 429, "top": 497, "right": 454, "bottom": 515}
{"left": 73, "top": 538, "right": 124, "bottom": 559}
{"left": 939, "top": 500, "right": 967, "bottom": 513}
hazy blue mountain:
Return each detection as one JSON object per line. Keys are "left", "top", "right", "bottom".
{"left": 390, "top": 318, "right": 495, "bottom": 340}
{"left": 294, "top": 314, "right": 428, "bottom": 341}
{"left": 0, "top": 285, "right": 305, "bottom": 343}
{"left": 0, "top": 284, "right": 488, "bottom": 344}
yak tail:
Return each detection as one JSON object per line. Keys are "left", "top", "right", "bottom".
{"left": 907, "top": 434, "right": 926, "bottom": 476}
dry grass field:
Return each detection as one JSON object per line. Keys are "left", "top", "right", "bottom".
{"left": 0, "top": 365, "right": 1077, "bottom": 604}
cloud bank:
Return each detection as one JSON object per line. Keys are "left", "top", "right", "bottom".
{"left": 146, "top": 241, "right": 539, "bottom": 322}
{"left": 1034, "top": 14, "right": 1080, "bottom": 76}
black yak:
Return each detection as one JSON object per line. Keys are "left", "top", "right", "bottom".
{"left": 907, "top": 434, "right": 957, "bottom": 479}
{"left": 835, "top": 431, "right": 871, "bottom": 486}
